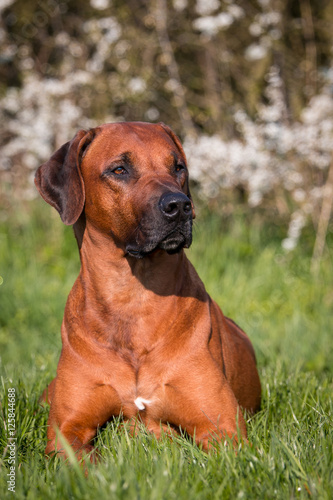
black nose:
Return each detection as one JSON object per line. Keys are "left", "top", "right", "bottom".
{"left": 159, "top": 192, "right": 192, "bottom": 221}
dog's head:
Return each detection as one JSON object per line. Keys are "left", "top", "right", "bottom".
{"left": 35, "top": 122, "right": 195, "bottom": 258}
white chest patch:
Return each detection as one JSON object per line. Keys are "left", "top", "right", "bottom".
{"left": 134, "top": 397, "right": 151, "bottom": 410}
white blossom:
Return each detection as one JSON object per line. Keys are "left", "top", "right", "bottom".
{"left": 83, "top": 17, "right": 121, "bottom": 73}
{"left": 0, "top": 0, "right": 15, "bottom": 14}
{"left": 245, "top": 43, "right": 267, "bottom": 61}
{"left": 173, "top": 0, "right": 187, "bottom": 11}
{"left": 128, "top": 77, "right": 146, "bottom": 94}
{"left": 193, "top": 12, "right": 234, "bottom": 36}
{"left": 90, "top": 0, "right": 111, "bottom": 10}
{"left": 227, "top": 5, "right": 244, "bottom": 20}
{"left": 195, "top": 0, "right": 220, "bottom": 17}
{"left": 183, "top": 64, "right": 333, "bottom": 249}
{"left": 249, "top": 22, "right": 263, "bottom": 37}
{"left": 145, "top": 107, "right": 160, "bottom": 121}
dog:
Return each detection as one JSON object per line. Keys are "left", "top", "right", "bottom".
{"left": 35, "top": 121, "right": 261, "bottom": 458}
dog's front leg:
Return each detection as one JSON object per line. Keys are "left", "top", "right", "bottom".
{"left": 163, "top": 362, "right": 248, "bottom": 450}
{"left": 45, "top": 376, "right": 121, "bottom": 461}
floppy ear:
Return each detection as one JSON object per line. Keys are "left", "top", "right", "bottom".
{"left": 159, "top": 122, "right": 196, "bottom": 219}
{"left": 34, "top": 129, "right": 94, "bottom": 225}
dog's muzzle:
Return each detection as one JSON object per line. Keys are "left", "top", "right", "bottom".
{"left": 126, "top": 192, "right": 193, "bottom": 258}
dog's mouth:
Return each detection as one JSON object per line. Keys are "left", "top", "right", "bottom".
{"left": 158, "top": 231, "right": 191, "bottom": 254}
{"left": 126, "top": 226, "right": 192, "bottom": 259}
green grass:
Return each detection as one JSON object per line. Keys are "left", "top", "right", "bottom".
{"left": 0, "top": 200, "right": 332, "bottom": 499}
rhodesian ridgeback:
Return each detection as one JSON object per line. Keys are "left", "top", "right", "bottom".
{"left": 35, "top": 121, "right": 261, "bottom": 458}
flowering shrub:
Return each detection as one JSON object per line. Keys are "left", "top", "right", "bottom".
{"left": 184, "top": 66, "right": 333, "bottom": 249}
{"left": 1, "top": 0, "right": 332, "bottom": 250}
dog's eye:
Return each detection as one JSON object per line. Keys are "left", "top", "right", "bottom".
{"left": 101, "top": 165, "right": 130, "bottom": 181}
{"left": 175, "top": 164, "right": 185, "bottom": 173}
{"left": 112, "top": 166, "right": 127, "bottom": 175}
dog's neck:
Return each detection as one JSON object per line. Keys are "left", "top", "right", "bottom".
{"left": 74, "top": 220, "right": 201, "bottom": 302}
{"left": 71, "top": 215, "right": 208, "bottom": 350}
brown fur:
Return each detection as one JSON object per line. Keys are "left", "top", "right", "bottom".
{"left": 35, "top": 122, "right": 261, "bottom": 458}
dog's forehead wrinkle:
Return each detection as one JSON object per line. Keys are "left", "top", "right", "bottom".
{"left": 97, "top": 123, "right": 182, "bottom": 161}
{"left": 85, "top": 126, "right": 183, "bottom": 177}
{"left": 118, "top": 151, "right": 133, "bottom": 163}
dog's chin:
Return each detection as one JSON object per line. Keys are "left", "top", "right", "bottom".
{"left": 158, "top": 233, "right": 191, "bottom": 254}
{"left": 126, "top": 232, "right": 192, "bottom": 259}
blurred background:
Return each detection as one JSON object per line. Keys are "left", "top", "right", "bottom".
{"left": 0, "top": 0, "right": 332, "bottom": 374}
{"left": 1, "top": 0, "right": 333, "bottom": 257}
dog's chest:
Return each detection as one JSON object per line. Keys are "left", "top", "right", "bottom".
{"left": 106, "top": 346, "right": 173, "bottom": 420}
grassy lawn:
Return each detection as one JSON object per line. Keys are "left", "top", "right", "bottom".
{"left": 0, "top": 200, "right": 332, "bottom": 499}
